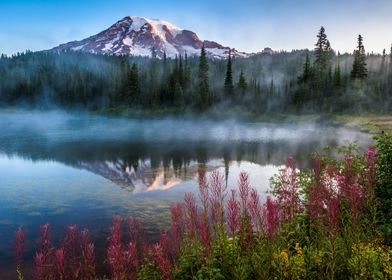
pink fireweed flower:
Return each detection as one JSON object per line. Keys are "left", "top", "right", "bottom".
{"left": 37, "top": 223, "right": 55, "bottom": 279}
{"left": 307, "top": 183, "right": 329, "bottom": 221}
{"left": 198, "top": 211, "right": 211, "bottom": 253}
{"left": 327, "top": 196, "right": 341, "bottom": 236}
{"left": 79, "top": 229, "right": 96, "bottom": 280}
{"left": 107, "top": 216, "right": 126, "bottom": 279}
{"left": 81, "top": 243, "right": 96, "bottom": 280}
{"left": 227, "top": 189, "right": 240, "bottom": 237}
{"left": 151, "top": 243, "right": 173, "bottom": 280}
{"left": 313, "top": 157, "right": 322, "bottom": 183}
{"left": 39, "top": 223, "right": 52, "bottom": 251}
{"left": 63, "top": 224, "right": 80, "bottom": 279}
{"left": 55, "top": 248, "right": 65, "bottom": 280}
{"left": 170, "top": 202, "right": 184, "bottom": 255}
{"left": 14, "top": 227, "right": 26, "bottom": 265}
{"left": 198, "top": 165, "right": 209, "bottom": 215}
{"left": 265, "top": 196, "right": 280, "bottom": 239}
{"left": 209, "top": 171, "right": 226, "bottom": 226}
{"left": 125, "top": 242, "right": 139, "bottom": 280}
{"left": 275, "top": 157, "right": 301, "bottom": 222}
{"left": 126, "top": 216, "right": 144, "bottom": 261}
{"left": 159, "top": 232, "right": 171, "bottom": 259}
{"left": 184, "top": 192, "right": 198, "bottom": 240}
{"left": 248, "top": 188, "right": 264, "bottom": 233}
{"left": 34, "top": 252, "right": 45, "bottom": 280}
{"left": 238, "top": 172, "right": 250, "bottom": 211}
{"left": 338, "top": 158, "right": 364, "bottom": 224}
{"left": 364, "top": 147, "right": 377, "bottom": 199}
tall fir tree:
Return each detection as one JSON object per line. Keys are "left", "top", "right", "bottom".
{"left": 351, "top": 35, "right": 368, "bottom": 79}
{"left": 197, "top": 44, "right": 210, "bottom": 110}
{"left": 238, "top": 70, "right": 248, "bottom": 94}
{"left": 299, "top": 53, "right": 313, "bottom": 83}
{"left": 334, "top": 58, "right": 342, "bottom": 88}
{"left": 314, "top": 27, "right": 332, "bottom": 75}
{"left": 224, "top": 50, "right": 234, "bottom": 97}
{"left": 184, "top": 52, "right": 192, "bottom": 92}
{"left": 128, "top": 63, "right": 140, "bottom": 106}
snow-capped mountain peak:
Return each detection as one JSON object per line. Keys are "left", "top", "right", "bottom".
{"left": 51, "top": 16, "right": 251, "bottom": 59}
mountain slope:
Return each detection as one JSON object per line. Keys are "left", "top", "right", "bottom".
{"left": 51, "top": 16, "right": 251, "bottom": 59}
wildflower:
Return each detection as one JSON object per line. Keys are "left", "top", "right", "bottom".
{"left": 14, "top": 227, "right": 26, "bottom": 265}
{"left": 184, "top": 192, "right": 198, "bottom": 240}
{"left": 265, "top": 196, "right": 280, "bottom": 239}
{"left": 227, "top": 189, "right": 240, "bottom": 237}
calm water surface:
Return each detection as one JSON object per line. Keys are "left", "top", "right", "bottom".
{"left": 0, "top": 110, "right": 373, "bottom": 277}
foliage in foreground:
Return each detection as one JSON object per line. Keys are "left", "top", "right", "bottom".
{"left": 13, "top": 136, "right": 392, "bottom": 279}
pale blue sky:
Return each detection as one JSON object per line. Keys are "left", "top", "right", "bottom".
{"left": 1, "top": 0, "right": 391, "bottom": 55}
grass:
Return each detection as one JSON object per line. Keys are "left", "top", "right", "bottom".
{"left": 332, "top": 114, "right": 392, "bottom": 134}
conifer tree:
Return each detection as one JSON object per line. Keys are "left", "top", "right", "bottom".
{"left": 184, "top": 53, "right": 192, "bottom": 91}
{"left": 299, "top": 53, "right": 313, "bottom": 83}
{"left": 351, "top": 35, "right": 368, "bottom": 79}
{"left": 224, "top": 50, "right": 234, "bottom": 97}
{"left": 238, "top": 70, "right": 248, "bottom": 94}
{"left": 128, "top": 63, "right": 140, "bottom": 106}
{"left": 314, "top": 27, "right": 332, "bottom": 75}
{"left": 334, "top": 61, "right": 342, "bottom": 88}
{"left": 197, "top": 44, "right": 210, "bottom": 110}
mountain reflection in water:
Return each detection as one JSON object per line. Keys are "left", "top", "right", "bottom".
{"left": 0, "top": 111, "right": 373, "bottom": 277}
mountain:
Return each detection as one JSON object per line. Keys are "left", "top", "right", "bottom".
{"left": 51, "top": 16, "right": 252, "bottom": 59}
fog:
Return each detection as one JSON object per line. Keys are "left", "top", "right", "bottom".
{"left": 0, "top": 110, "right": 373, "bottom": 169}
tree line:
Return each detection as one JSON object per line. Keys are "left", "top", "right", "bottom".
{"left": 1, "top": 26, "right": 392, "bottom": 114}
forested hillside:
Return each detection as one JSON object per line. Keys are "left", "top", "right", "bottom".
{"left": 1, "top": 27, "right": 391, "bottom": 114}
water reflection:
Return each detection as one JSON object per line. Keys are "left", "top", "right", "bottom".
{"left": 0, "top": 110, "right": 373, "bottom": 277}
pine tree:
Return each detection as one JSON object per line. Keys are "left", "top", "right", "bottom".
{"left": 197, "top": 44, "right": 210, "bottom": 110}
{"left": 128, "top": 63, "right": 140, "bottom": 106}
{"left": 351, "top": 35, "right": 368, "bottom": 79}
{"left": 314, "top": 27, "right": 331, "bottom": 75}
{"left": 238, "top": 70, "right": 248, "bottom": 94}
{"left": 299, "top": 53, "right": 313, "bottom": 83}
{"left": 334, "top": 59, "right": 342, "bottom": 88}
{"left": 224, "top": 50, "right": 234, "bottom": 97}
{"left": 380, "top": 48, "right": 387, "bottom": 74}
{"left": 184, "top": 52, "right": 192, "bottom": 91}
{"left": 389, "top": 44, "right": 392, "bottom": 73}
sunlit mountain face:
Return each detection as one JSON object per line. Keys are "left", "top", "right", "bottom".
{"left": 51, "top": 16, "right": 251, "bottom": 59}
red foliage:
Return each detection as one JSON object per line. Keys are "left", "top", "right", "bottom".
{"left": 14, "top": 227, "right": 26, "bottom": 265}
{"left": 150, "top": 243, "right": 173, "bottom": 280}
{"left": 184, "top": 192, "right": 198, "bottom": 240}
{"left": 63, "top": 225, "right": 80, "bottom": 279}
{"left": 265, "top": 196, "right": 280, "bottom": 239}
{"left": 227, "top": 190, "right": 240, "bottom": 237}
{"left": 79, "top": 230, "right": 96, "bottom": 280}
{"left": 107, "top": 216, "right": 127, "bottom": 279}
{"left": 209, "top": 171, "right": 226, "bottom": 227}
{"left": 170, "top": 202, "right": 184, "bottom": 256}
{"left": 55, "top": 248, "right": 65, "bottom": 280}
{"left": 275, "top": 157, "right": 301, "bottom": 222}
{"left": 36, "top": 223, "right": 55, "bottom": 279}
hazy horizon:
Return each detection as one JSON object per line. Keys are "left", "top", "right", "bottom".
{"left": 1, "top": 0, "right": 392, "bottom": 56}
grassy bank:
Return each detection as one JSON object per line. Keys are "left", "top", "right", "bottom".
{"left": 332, "top": 115, "right": 392, "bottom": 135}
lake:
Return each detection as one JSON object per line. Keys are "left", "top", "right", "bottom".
{"left": 0, "top": 110, "right": 373, "bottom": 277}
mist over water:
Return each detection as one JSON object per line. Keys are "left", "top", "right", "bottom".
{"left": 0, "top": 110, "right": 373, "bottom": 277}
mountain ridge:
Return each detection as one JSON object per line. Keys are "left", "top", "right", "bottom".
{"left": 51, "top": 16, "right": 256, "bottom": 59}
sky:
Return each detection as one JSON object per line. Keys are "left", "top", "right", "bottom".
{"left": 1, "top": 0, "right": 392, "bottom": 56}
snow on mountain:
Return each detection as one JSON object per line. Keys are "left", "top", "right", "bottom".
{"left": 51, "top": 16, "right": 252, "bottom": 59}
